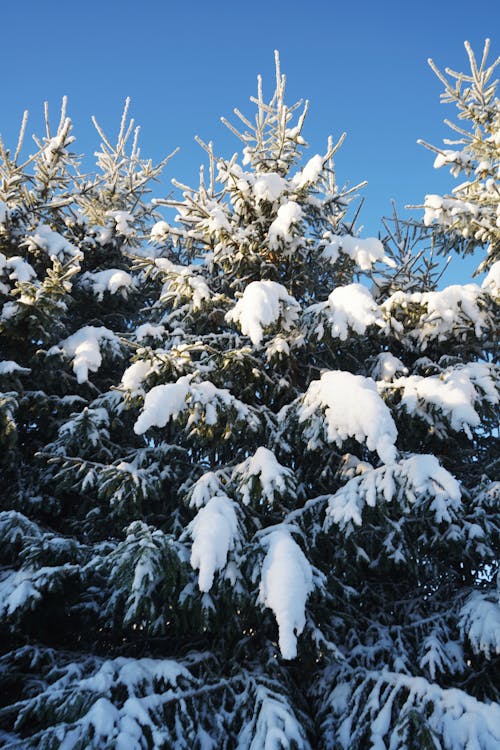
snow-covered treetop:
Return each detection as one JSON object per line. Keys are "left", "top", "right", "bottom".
{"left": 419, "top": 39, "right": 500, "bottom": 272}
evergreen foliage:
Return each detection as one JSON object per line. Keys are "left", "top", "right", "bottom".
{"left": 0, "top": 45, "right": 498, "bottom": 749}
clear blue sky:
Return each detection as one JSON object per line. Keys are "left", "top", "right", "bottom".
{"left": 1, "top": 0, "right": 498, "bottom": 283}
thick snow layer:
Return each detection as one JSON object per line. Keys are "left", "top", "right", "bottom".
{"left": 482, "top": 260, "right": 500, "bottom": 298}
{"left": 0, "top": 254, "right": 37, "bottom": 286}
{"left": 387, "top": 363, "right": 499, "bottom": 438}
{"left": 233, "top": 447, "right": 293, "bottom": 506}
{"left": 80, "top": 269, "right": 135, "bottom": 300}
{"left": 226, "top": 280, "right": 300, "bottom": 345}
{"left": 0, "top": 201, "right": 7, "bottom": 224}
{"left": 259, "top": 530, "right": 313, "bottom": 659}
{"left": 326, "top": 454, "right": 461, "bottom": 530}
{"left": 311, "top": 284, "right": 383, "bottom": 341}
{"left": 291, "top": 154, "right": 323, "bottom": 189}
{"left": 268, "top": 202, "right": 303, "bottom": 249}
{"left": 189, "top": 494, "right": 239, "bottom": 591}
{"left": 370, "top": 352, "right": 407, "bottom": 382}
{"left": 25, "top": 224, "right": 82, "bottom": 262}
{"left": 134, "top": 376, "right": 251, "bottom": 435}
{"left": 321, "top": 234, "right": 393, "bottom": 271}
{"left": 460, "top": 592, "right": 500, "bottom": 659}
{"left": 423, "top": 194, "right": 478, "bottom": 228}
{"left": 51, "top": 326, "right": 120, "bottom": 383}
{"left": 253, "top": 172, "right": 286, "bottom": 203}
{"left": 298, "top": 370, "right": 398, "bottom": 464}
{"left": 121, "top": 360, "right": 154, "bottom": 393}
{"left": 150, "top": 220, "right": 171, "bottom": 242}
{"left": 383, "top": 284, "right": 488, "bottom": 343}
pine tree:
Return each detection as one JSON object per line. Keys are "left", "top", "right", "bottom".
{"left": 420, "top": 39, "right": 500, "bottom": 272}
{"left": 0, "top": 48, "right": 499, "bottom": 749}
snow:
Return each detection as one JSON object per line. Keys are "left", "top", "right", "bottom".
{"left": 189, "top": 494, "right": 239, "bottom": 591}
{"left": 253, "top": 172, "right": 286, "bottom": 203}
{"left": 134, "top": 376, "right": 190, "bottom": 433}
{"left": 226, "top": 280, "right": 300, "bottom": 346}
{"left": 321, "top": 234, "right": 394, "bottom": 271}
{"left": 386, "top": 363, "right": 499, "bottom": 438}
{"left": 371, "top": 352, "right": 406, "bottom": 382}
{"left": 268, "top": 201, "right": 303, "bottom": 249}
{"left": 187, "top": 471, "right": 224, "bottom": 508}
{"left": 233, "top": 447, "right": 293, "bottom": 506}
{"left": 80, "top": 269, "right": 135, "bottom": 300}
{"left": 135, "top": 323, "right": 165, "bottom": 341}
{"left": 259, "top": 530, "right": 313, "bottom": 659}
{"left": 326, "top": 454, "right": 461, "bottom": 530}
{"left": 150, "top": 220, "right": 171, "bottom": 242}
{"left": 0, "top": 254, "right": 37, "bottom": 285}
{"left": 106, "top": 210, "right": 135, "bottom": 236}
{"left": 382, "top": 283, "right": 489, "bottom": 343}
{"left": 460, "top": 592, "right": 500, "bottom": 659}
{"left": 0, "top": 201, "right": 7, "bottom": 224}
{"left": 134, "top": 376, "right": 252, "bottom": 435}
{"left": 291, "top": 154, "right": 323, "bottom": 190}
{"left": 24, "top": 224, "right": 82, "bottom": 262}
{"left": 482, "top": 260, "right": 500, "bottom": 298}
{"left": 297, "top": 370, "right": 398, "bottom": 464}
{"left": 50, "top": 326, "right": 120, "bottom": 383}
{"left": 0, "top": 360, "right": 30, "bottom": 376}
{"left": 121, "top": 360, "right": 154, "bottom": 393}
{"left": 310, "top": 284, "right": 383, "bottom": 341}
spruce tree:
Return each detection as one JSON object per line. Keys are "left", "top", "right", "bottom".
{"left": 0, "top": 47, "right": 498, "bottom": 749}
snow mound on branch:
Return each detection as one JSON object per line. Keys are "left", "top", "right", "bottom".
{"left": 482, "top": 260, "right": 500, "bottom": 299}
{"left": 25, "top": 224, "right": 82, "bottom": 262}
{"left": 371, "top": 352, "right": 407, "bottom": 382}
{"left": 233, "top": 447, "right": 293, "bottom": 506}
{"left": 80, "top": 269, "right": 135, "bottom": 300}
{"left": 0, "top": 360, "right": 30, "bottom": 376}
{"left": 382, "top": 284, "right": 489, "bottom": 343}
{"left": 134, "top": 323, "right": 165, "bottom": 341}
{"left": 460, "top": 591, "right": 500, "bottom": 659}
{"left": 310, "top": 284, "right": 383, "bottom": 341}
{"left": 106, "top": 210, "right": 135, "bottom": 236}
{"left": 268, "top": 202, "right": 302, "bottom": 249}
{"left": 134, "top": 376, "right": 252, "bottom": 434}
{"left": 0, "top": 254, "right": 37, "bottom": 287}
{"left": 291, "top": 154, "right": 323, "bottom": 189}
{"left": 259, "top": 530, "right": 313, "bottom": 659}
{"left": 120, "top": 360, "right": 154, "bottom": 393}
{"left": 253, "top": 172, "right": 286, "bottom": 203}
{"left": 0, "top": 201, "right": 7, "bottom": 224}
{"left": 226, "top": 280, "right": 300, "bottom": 346}
{"left": 298, "top": 370, "right": 398, "bottom": 464}
{"left": 387, "top": 363, "right": 499, "bottom": 438}
{"left": 326, "top": 454, "right": 461, "bottom": 530}
{"left": 51, "top": 326, "right": 120, "bottom": 383}
{"left": 186, "top": 471, "right": 224, "bottom": 509}
{"left": 189, "top": 495, "right": 239, "bottom": 592}
{"left": 321, "top": 234, "right": 394, "bottom": 271}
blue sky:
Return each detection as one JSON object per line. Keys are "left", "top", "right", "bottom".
{"left": 1, "top": 0, "right": 498, "bottom": 283}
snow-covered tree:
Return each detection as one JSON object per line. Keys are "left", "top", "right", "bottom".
{"left": 1, "top": 50, "right": 499, "bottom": 749}
{"left": 420, "top": 39, "right": 500, "bottom": 272}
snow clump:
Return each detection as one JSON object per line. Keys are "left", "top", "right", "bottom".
{"left": 259, "top": 530, "right": 313, "bottom": 659}
{"left": 226, "top": 280, "right": 300, "bottom": 346}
